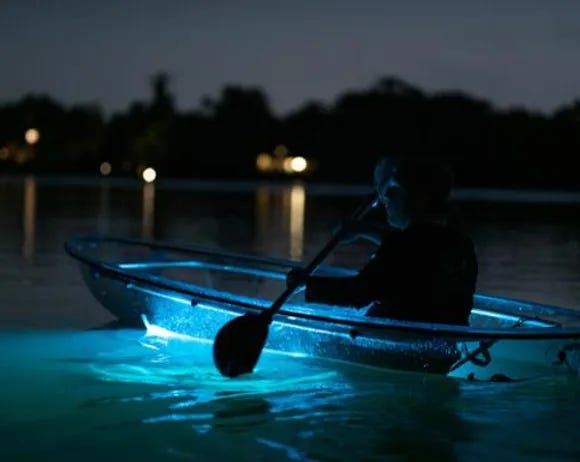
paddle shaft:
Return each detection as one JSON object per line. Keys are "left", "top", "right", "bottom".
{"left": 212, "top": 192, "right": 379, "bottom": 378}
{"left": 262, "top": 194, "right": 378, "bottom": 323}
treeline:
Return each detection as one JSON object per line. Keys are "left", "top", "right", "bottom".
{"left": 1, "top": 73, "right": 580, "bottom": 188}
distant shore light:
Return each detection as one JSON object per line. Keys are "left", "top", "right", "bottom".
{"left": 290, "top": 156, "right": 308, "bottom": 173}
{"left": 142, "top": 167, "right": 157, "bottom": 183}
{"left": 100, "top": 162, "right": 112, "bottom": 176}
{"left": 256, "top": 153, "right": 273, "bottom": 172}
{"left": 25, "top": 129, "right": 40, "bottom": 145}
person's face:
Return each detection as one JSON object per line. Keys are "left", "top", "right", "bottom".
{"left": 376, "top": 176, "right": 410, "bottom": 229}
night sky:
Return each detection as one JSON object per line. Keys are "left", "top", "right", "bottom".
{"left": 2, "top": 0, "right": 579, "bottom": 116}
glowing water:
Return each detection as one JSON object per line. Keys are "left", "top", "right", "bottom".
{"left": 1, "top": 330, "right": 579, "bottom": 461}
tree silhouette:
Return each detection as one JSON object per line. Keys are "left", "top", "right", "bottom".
{"left": 201, "top": 85, "right": 276, "bottom": 177}
{"left": 1, "top": 72, "right": 580, "bottom": 189}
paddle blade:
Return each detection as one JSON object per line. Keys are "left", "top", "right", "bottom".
{"left": 212, "top": 312, "right": 270, "bottom": 378}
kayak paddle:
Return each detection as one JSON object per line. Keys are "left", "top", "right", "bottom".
{"left": 212, "top": 193, "right": 379, "bottom": 378}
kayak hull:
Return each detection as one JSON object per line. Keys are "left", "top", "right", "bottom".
{"left": 68, "top": 235, "right": 580, "bottom": 381}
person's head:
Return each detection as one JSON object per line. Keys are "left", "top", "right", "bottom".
{"left": 373, "top": 156, "right": 454, "bottom": 229}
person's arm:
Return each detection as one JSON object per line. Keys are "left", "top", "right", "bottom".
{"left": 286, "top": 267, "right": 368, "bottom": 307}
{"left": 303, "top": 273, "right": 374, "bottom": 307}
{"left": 339, "top": 221, "right": 388, "bottom": 245}
{"left": 286, "top": 234, "right": 392, "bottom": 307}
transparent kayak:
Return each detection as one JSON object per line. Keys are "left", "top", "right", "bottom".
{"left": 65, "top": 235, "right": 580, "bottom": 381}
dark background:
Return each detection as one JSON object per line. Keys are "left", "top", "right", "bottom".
{"left": 1, "top": 1, "right": 579, "bottom": 189}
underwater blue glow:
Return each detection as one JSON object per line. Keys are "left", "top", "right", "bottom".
{"left": 143, "top": 312, "right": 310, "bottom": 359}
{"left": 142, "top": 315, "right": 205, "bottom": 342}
{"left": 3, "top": 328, "right": 580, "bottom": 461}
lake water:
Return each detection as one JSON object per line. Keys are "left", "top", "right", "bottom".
{"left": 1, "top": 176, "right": 580, "bottom": 461}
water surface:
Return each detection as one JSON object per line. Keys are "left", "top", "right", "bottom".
{"left": 1, "top": 176, "right": 579, "bottom": 461}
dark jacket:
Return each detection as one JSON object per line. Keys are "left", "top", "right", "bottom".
{"left": 304, "top": 223, "right": 478, "bottom": 326}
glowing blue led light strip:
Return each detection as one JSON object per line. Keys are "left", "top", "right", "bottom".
{"left": 118, "top": 260, "right": 288, "bottom": 280}
{"left": 117, "top": 260, "right": 358, "bottom": 279}
{"left": 471, "top": 308, "right": 554, "bottom": 327}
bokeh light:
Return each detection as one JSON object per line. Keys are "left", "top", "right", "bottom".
{"left": 25, "top": 129, "right": 40, "bottom": 145}
{"left": 256, "top": 153, "right": 273, "bottom": 172}
{"left": 142, "top": 167, "right": 157, "bottom": 183}
{"left": 290, "top": 156, "right": 307, "bottom": 173}
{"left": 99, "top": 161, "right": 112, "bottom": 176}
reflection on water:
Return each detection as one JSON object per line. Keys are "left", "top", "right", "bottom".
{"left": 288, "top": 184, "right": 305, "bottom": 259}
{"left": 255, "top": 182, "right": 305, "bottom": 259}
{"left": 142, "top": 182, "right": 155, "bottom": 239}
{"left": 18, "top": 177, "right": 306, "bottom": 263}
{"left": 22, "top": 176, "right": 36, "bottom": 261}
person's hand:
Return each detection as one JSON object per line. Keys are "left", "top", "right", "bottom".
{"left": 286, "top": 268, "right": 308, "bottom": 289}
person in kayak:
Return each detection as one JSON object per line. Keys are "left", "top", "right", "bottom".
{"left": 286, "top": 156, "right": 478, "bottom": 326}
